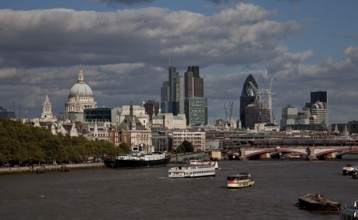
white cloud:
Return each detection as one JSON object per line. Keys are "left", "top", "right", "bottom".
{"left": 0, "top": 3, "right": 357, "bottom": 124}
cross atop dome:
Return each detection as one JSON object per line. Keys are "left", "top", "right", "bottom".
{"left": 78, "top": 65, "right": 84, "bottom": 83}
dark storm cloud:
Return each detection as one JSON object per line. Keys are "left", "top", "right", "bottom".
{"left": 0, "top": 4, "right": 302, "bottom": 69}
{"left": 94, "top": 0, "right": 153, "bottom": 5}
{"left": 1, "top": 3, "right": 357, "bottom": 123}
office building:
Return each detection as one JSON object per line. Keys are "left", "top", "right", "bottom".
{"left": 184, "top": 66, "right": 207, "bottom": 125}
{"left": 310, "top": 91, "right": 328, "bottom": 126}
{"left": 240, "top": 74, "right": 259, "bottom": 129}
{"left": 160, "top": 66, "right": 182, "bottom": 115}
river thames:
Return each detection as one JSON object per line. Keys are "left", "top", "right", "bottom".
{"left": 0, "top": 159, "right": 356, "bottom": 220}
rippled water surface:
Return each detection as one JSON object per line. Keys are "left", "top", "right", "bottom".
{"left": 0, "top": 160, "right": 356, "bottom": 220}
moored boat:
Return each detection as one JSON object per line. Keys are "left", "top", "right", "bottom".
{"left": 340, "top": 200, "right": 358, "bottom": 220}
{"left": 226, "top": 172, "right": 254, "bottom": 188}
{"left": 103, "top": 151, "right": 171, "bottom": 168}
{"left": 168, "top": 164, "right": 216, "bottom": 178}
{"left": 296, "top": 194, "right": 341, "bottom": 213}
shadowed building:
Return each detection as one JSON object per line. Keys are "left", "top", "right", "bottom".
{"left": 160, "top": 66, "right": 181, "bottom": 115}
{"left": 240, "top": 74, "right": 259, "bottom": 129}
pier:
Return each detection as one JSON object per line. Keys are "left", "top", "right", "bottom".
{"left": 0, "top": 162, "right": 104, "bottom": 175}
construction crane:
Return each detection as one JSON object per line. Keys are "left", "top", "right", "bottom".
{"left": 264, "top": 78, "right": 275, "bottom": 123}
{"left": 224, "top": 102, "right": 234, "bottom": 126}
{"left": 248, "top": 81, "right": 262, "bottom": 101}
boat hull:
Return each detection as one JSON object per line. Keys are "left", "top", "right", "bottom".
{"left": 104, "top": 156, "right": 171, "bottom": 168}
{"left": 168, "top": 165, "right": 216, "bottom": 178}
{"left": 227, "top": 180, "right": 255, "bottom": 188}
{"left": 297, "top": 194, "right": 341, "bottom": 213}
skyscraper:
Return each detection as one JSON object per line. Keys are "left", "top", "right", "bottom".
{"left": 310, "top": 91, "right": 327, "bottom": 104}
{"left": 160, "top": 66, "right": 181, "bottom": 115}
{"left": 310, "top": 91, "right": 328, "bottom": 126}
{"left": 184, "top": 66, "right": 207, "bottom": 125}
{"left": 240, "top": 74, "right": 259, "bottom": 129}
{"left": 185, "top": 66, "right": 204, "bottom": 97}
{"left": 160, "top": 81, "right": 169, "bottom": 113}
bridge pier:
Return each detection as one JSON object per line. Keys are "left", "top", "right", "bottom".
{"left": 306, "top": 147, "right": 316, "bottom": 160}
{"left": 260, "top": 153, "right": 271, "bottom": 159}
{"left": 324, "top": 153, "right": 336, "bottom": 159}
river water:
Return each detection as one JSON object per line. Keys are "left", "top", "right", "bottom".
{"left": 0, "top": 159, "right": 356, "bottom": 220}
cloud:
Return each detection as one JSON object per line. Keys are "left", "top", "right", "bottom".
{"left": 0, "top": 4, "right": 302, "bottom": 69}
{"left": 1, "top": 3, "right": 357, "bottom": 124}
{"left": 94, "top": 0, "right": 154, "bottom": 5}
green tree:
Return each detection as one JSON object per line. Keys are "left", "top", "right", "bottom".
{"left": 118, "top": 142, "right": 130, "bottom": 154}
{"left": 174, "top": 140, "right": 194, "bottom": 153}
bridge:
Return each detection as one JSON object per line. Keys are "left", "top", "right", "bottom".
{"left": 239, "top": 146, "right": 358, "bottom": 160}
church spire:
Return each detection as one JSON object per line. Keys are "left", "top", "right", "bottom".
{"left": 78, "top": 65, "right": 84, "bottom": 83}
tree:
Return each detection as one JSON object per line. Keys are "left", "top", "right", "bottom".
{"left": 118, "top": 142, "right": 130, "bottom": 154}
{"left": 174, "top": 140, "right": 194, "bottom": 153}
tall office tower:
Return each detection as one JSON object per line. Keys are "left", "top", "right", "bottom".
{"left": 178, "top": 75, "right": 185, "bottom": 114}
{"left": 184, "top": 66, "right": 207, "bottom": 125}
{"left": 240, "top": 74, "right": 259, "bottom": 129}
{"left": 168, "top": 66, "right": 180, "bottom": 115}
{"left": 185, "top": 66, "right": 204, "bottom": 97}
{"left": 310, "top": 91, "right": 328, "bottom": 126}
{"left": 310, "top": 91, "right": 327, "bottom": 105}
{"left": 160, "top": 81, "right": 169, "bottom": 113}
{"left": 310, "top": 101, "right": 328, "bottom": 126}
{"left": 143, "top": 100, "right": 159, "bottom": 122}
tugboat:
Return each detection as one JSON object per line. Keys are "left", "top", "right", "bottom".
{"left": 296, "top": 194, "right": 341, "bottom": 213}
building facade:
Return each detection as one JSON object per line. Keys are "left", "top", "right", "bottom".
{"left": 171, "top": 129, "right": 206, "bottom": 152}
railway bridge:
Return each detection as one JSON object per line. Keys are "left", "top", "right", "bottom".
{"left": 239, "top": 146, "right": 358, "bottom": 160}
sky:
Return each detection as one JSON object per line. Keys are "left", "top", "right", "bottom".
{"left": 1, "top": 0, "right": 358, "bottom": 125}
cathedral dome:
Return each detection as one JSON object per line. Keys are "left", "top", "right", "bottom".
{"left": 68, "top": 67, "right": 94, "bottom": 98}
{"left": 69, "top": 82, "right": 93, "bottom": 98}
{"left": 65, "top": 66, "right": 97, "bottom": 113}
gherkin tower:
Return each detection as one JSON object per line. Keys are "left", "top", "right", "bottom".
{"left": 240, "top": 74, "right": 259, "bottom": 129}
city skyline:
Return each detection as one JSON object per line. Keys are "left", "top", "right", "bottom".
{"left": 1, "top": 0, "right": 358, "bottom": 124}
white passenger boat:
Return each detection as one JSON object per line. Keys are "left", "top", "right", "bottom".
{"left": 226, "top": 172, "right": 255, "bottom": 188}
{"left": 189, "top": 160, "right": 219, "bottom": 170}
{"left": 340, "top": 200, "right": 358, "bottom": 220}
{"left": 168, "top": 164, "right": 216, "bottom": 178}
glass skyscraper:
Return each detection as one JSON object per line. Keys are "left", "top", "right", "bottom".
{"left": 184, "top": 66, "right": 207, "bottom": 126}
{"left": 240, "top": 74, "right": 259, "bottom": 129}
